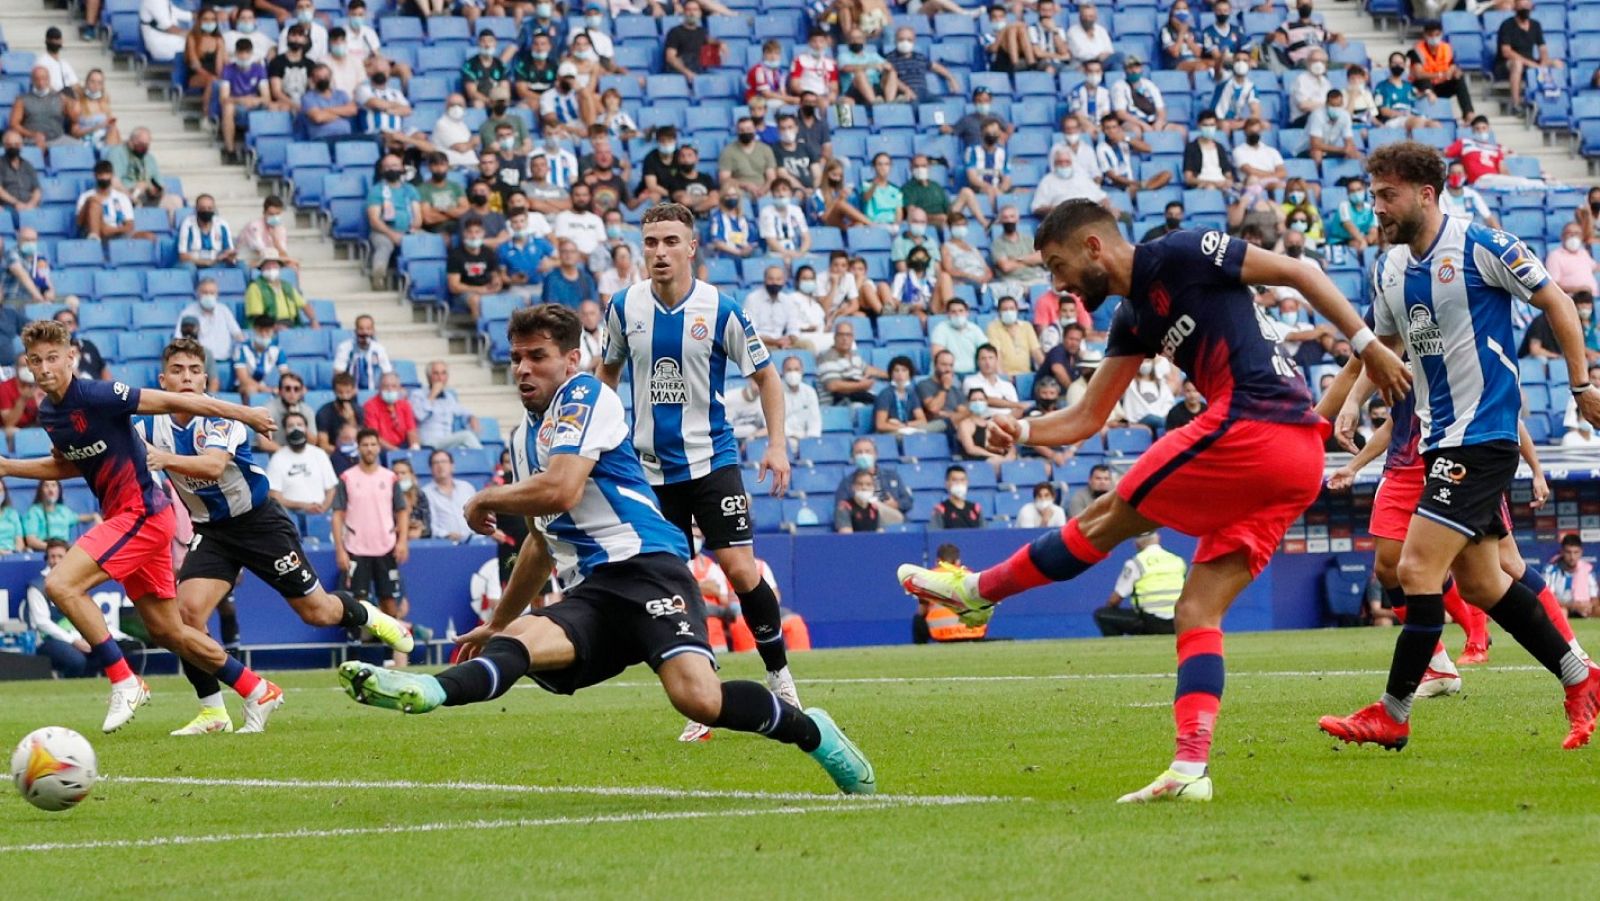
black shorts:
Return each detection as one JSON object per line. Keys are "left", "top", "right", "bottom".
{"left": 1417, "top": 441, "right": 1519, "bottom": 541}
{"left": 343, "top": 553, "right": 402, "bottom": 602}
{"left": 527, "top": 552, "right": 715, "bottom": 696}
{"left": 181, "top": 503, "right": 322, "bottom": 599}
{"left": 650, "top": 465, "right": 754, "bottom": 553}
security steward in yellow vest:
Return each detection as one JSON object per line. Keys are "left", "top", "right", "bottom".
{"left": 912, "top": 546, "right": 989, "bottom": 643}
{"left": 1094, "top": 532, "right": 1183, "bottom": 636}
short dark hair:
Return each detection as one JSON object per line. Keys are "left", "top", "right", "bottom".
{"left": 1034, "top": 199, "right": 1117, "bottom": 252}
{"left": 94, "top": 160, "right": 113, "bottom": 175}
{"left": 945, "top": 464, "right": 967, "bottom": 479}
{"left": 1562, "top": 533, "right": 1584, "bottom": 548}
{"left": 332, "top": 371, "right": 356, "bottom": 389}
{"left": 284, "top": 410, "right": 308, "bottom": 427}
{"left": 642, "top": 201, "right": 696, "bottom": 231}
{"left": 44, "top": 538, "right": 68, "bottom": 552}
{"left": 252, "top": 314, "right": 276, "bottom": 330}
{"left": 946, "top": 297, "right": 968, "bottom": 311}
{"left": 507, "top": 304, "right": 582, "bottom": 352}
{"left": 975, "top": 343, "right": 998, "bottom": 359}
{"left": 1090, "top": 463, "right": 1113, "bottom": 476}
{"left": 356, "top": 427, "right": 381, "bottom": 444}
{"left": 234, "top": 37, "right": 253, "bottom": 52}
{"left": 328, "top": 26, "right": 346, "bottom": 41}
{"left": 935, "top": 543, "right": 961, "bottom": 564}
{"left": 1033, "top": 481, "right": 1055, "bottom": 498}
{"left": 162, "top": 337, "right": 207, "bottom": 365}
{"left": 888, "top": 354, "right": 915, "bottom": 376}
{"left": 1365, "top": 141, "right": 1447, "bottom": 195}
{"left": 1063, "top": 322, "right": 1086, "bottom": 337}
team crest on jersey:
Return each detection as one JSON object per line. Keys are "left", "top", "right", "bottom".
{"left": 650, "top": 358, "right": 689, "bottom": 405}
{"left": 1407, "top": 305, "right": 1445, "bottom": 356}
{"left": 1436, "top": 258, "right": 1456, "bottom": 284}
{"left": 70, "top": 410, "right": 87, "bottom": 433}
{"left": 690, "top": 316, "right": 709, "bottom": 341}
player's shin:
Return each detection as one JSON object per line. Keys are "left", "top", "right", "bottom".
{"left": 1382, "top": 592, "right": 1444, "bottom": 723}
{"left": 1520, "top": 567, "right": 1587, "bottom": 657}
{"left": 1171, "top": 627, "right": 1224, "bottom": 775}
{"left": 735, "top": 579, "right": 788, "bottom": 673}
{"left": 1486, "top": 581, "right": 1590, "bottom": 687}
{"left": 87, "top": 636, "right": 135, "bottom": 685}
{"left": 435, "top": 636, "right": 530, "bottom": 706}
{"left": 213, "top": 656, "right": 267, "bottom": 700}
{"left": 977, "top": 518, "right": 1108, "bottom": 602}
{"left": 1384, "top": 584, "right": 1407, "bottom": 623}
{"left": 711, "top": 680, "right": 821, "bottom": 751}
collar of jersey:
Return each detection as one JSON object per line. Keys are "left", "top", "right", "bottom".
{"left": 1406, "top": 218, "right": 1450, "bottom": 269}
{"left": 652, "top": 279, "right": 696, "bottom": 315}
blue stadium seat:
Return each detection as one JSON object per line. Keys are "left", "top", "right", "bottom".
{"left": 821, "top": 405, "right": 854, "bottom": 433}
{"left": 13, "top": 428, "right": 52, "bottom": 457}
{"left": 117, "top": 331, "right": 167, "bottom": 361}
{"left": 53, "top": 239, "right": 105, "bottom": 270}
{"left": 999, "top": 458, "right": 1049, "bottom": 489}
{"left": 132, "top": 300, "right": 185, "bottom": 330}
{"left": 797, "top": 435, "right": 852, "bottom": 465}
{"left": 78, "top": 303, "right": 130, "bottom": 330}
{"left": 901, "top": 432, "right": 949, "bottom": 461}
{"left": 1105, "top": 427, "right": 1153, "bottom": 456}
{"left": 144, "top": 268, "right": 194, "bottom": 300}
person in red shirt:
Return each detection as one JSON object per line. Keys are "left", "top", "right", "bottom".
{"left": 361, "top": 370, "right": 419, "bottom": 450}
{"left": 0, "top": 366, "right": 41, "bottom": 443}
{"left": 1444, "top": 116, "right": 1545, "bottom": 190}
{"left": 746, "top": 39, "right": 796, "bottom": 104}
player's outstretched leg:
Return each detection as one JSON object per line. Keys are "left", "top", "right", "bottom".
{"left": 291, "top": 588, "right": 414, "bottom": 654}
{"left": 682, "top": 548, "right": 800, "bottom": 743}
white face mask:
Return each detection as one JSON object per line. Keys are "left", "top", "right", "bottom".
{"left": 261, "top": 267, "right": 281, "bottom": 282}
{"left": 896, "top": 39, "right": 914, "bottom": 54}
{"left": 1309, "top": 60, "right": 1326, "bottom": 76}
{"left": 1034, "top": 497, "right": 1053, "bottom": 512}
{"left": 1233, "top": 60, "right": 1250, "bottom": 77}
{"left": 1086, "top": 71, "right": 1102, "bottom": 86}
{"left": 447, "top": 104, "right": 465, "bottom": 121}
{"left": 1139, "top": 361, "right": 1154, "bottom": 377}
{"left": 783, "top": 369, "right": 803, "bottom": 388}
{"left": 1000, "top": 310, "right": 1018, "bottom": 325}
{"left": 949, "top": 313, "right": 968, "bottom": 329}
{"left": 1565, "top": 236, "right": 1584, "bottom": 253}
{"left": 948, "top": 482, "right": 968, "bottom": 501}
{"left": 854, "top": 489, "right": 876, "bottom": 506}
{"left": 912, "top": 166, "right": 929, "bottom": 181}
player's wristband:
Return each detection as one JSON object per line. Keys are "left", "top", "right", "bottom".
{"left": 1573, "top": 382, "right": 1597, "bottom": 397}
{"left": 1349, "top": 327, "right": 1377, "bottom": 356}
{"left": 1016, "top": 418, "right": 1031, "bottom": 446}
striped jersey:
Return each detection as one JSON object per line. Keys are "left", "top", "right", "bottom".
{"left": 602, "top": 278, "right": 771, "bottom": 484}
{"left": 509, "top": 372, "right": 688, "bottom": 586}
{"left": 1372, "top": 216, "right": 1547, "bottom": 453}
{"left": 139, "top": 412, "right": 272, "bottom": 525}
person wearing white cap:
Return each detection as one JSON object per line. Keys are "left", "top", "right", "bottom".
{"left": 540, "top": 62, "right": 589, "bottom": 139}
{"left": 0, "top": 364, "right": 40, "bottom": 448}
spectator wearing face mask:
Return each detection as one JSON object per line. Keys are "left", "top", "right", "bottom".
{"left": 889, "top": 247, "right": 940, "bottom": 317}
{"left": 744, "top": 265, "right": 802, "bottom": 350}
{"left": 834, "top": 436, "right": 912, "bottom": 521}
{"left": 268, "top": 412, "right": 339, "bottom": 516}
{"left": 985, "top": 296, "right": 1042, "bottom": 376}
{"left": 140, "top": 0, "right": 194, "bottom": 64}
{"left": 1289, "top": 48, "right": 1333, "bottom": 128}
{"left": 1373, "top": 53, "right": 1437, "bottom": 131}
{"left": 1202, "top": 0, "right": 1246, "bottom": 65}
{"left": 931, "top": 464, "right": 985, "bottom": 529}
{"left": 1326, "top": 176, "right": 1379, "bottom": 261}
{"left": 1166, "top": 379, "right": 1207, "bottom": 430}
{"left": 1016, "top": 482, "right": 1066, "bottom": 529}
{"left": 177, "top": 193, "right": 239, "bottom": 270}
{"left": 1439, "top": 162, "right": 1498, "bottom": 228}
{"left": 1546, "top": 226, "right": 1600, "bottom": 299}
{"left": 429, "top": 94, "right": 479, "bottom": 168}
{"left": 759, "top": 181, "right": 811, "bottom": 264}
{"left": 778, "top": 356, "right": 822, "bottom": 445}
{"left": 1409, "top": 23, "right": 1473, "bottom": 120}
{"left": 1444, "top": 117, "right": 1545, "bottom": 191}
{"left": 836, "top": 470, "right": 885, "bottom": 534}
{"left": 362, "top": 372, "right": 421, "bottom": 451}
{"left": 886, "top": 26, "right": 959, "bottom": 104}
{"left": 239, "top": 195, "right": 294, "bottom": 268}
{"left": 875, "top": 356, "right": 933, "bottom": 435}
{"left": 1110, "top": 55, "right": 1177, "bottom": 136}
{"left": 234, "top": 314, "right": 289, "bottom": 404}
{"left": 1034, "top": 137, "right": 1107, "bottom": 214}
{"left": 245, "top": 252, "right": 317, "bottom": 328}
{"left": 366, "top": 154, "right": 422, "bottom": 291}
{"left": 1182, "top": 112, "right": 1236, "bottom": 191}
{"left": 1273, "top": 0, "right": 1343, "bottom": 69}
{"left": 333, "top": 314, "right": 394, "bottom": 391}
{"left": 176, "top": 278, "right": 244, "bottom": 385}
{"left": 1305, "top": 89, "right": 1358, "bottom": 166}
{"left": 299, "top": 63, "right": 358, "bottom": 140}
{"left": 1279, "top": 179, "right": 1325, "bottom": 244}
{"left": 1121, "top": 358, "right": 1177, "bottom": 433}
{"left": 707, "top": 187, "right": 757, "bottom": 258}
{"left": 261, "top": 371, "right": 319, "bottom": 454}
{"left": 1496, "top": 0, "right": 1558, "bottom": 114}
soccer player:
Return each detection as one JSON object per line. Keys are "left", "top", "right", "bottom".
{"left": 597, "top": 202, "right": 798, "bottom": 743}
{"left": 1317, "top": 142, "right": 1600, "bottom": 752}
{"left": 896, "top": 199, "right": 1411, "bottom": 803}
{"left": 336, "top": 306, "right": 874, "bottom": 794}
{"left": 0, "top": 321, "right": 281, "bottom": 733}
{"left": 141, "top": 339, "right": 415, "bottom": 735}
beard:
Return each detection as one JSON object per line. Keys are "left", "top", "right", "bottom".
{"left": 1076, "top": 264, "right": 1113, "bottom": 311}
{"left": 1384, "top": 206, "right": 1426, "bottom": 246}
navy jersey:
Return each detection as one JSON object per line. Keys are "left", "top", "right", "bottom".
{"left": 36, "top": 378, "right": 170, "bottom": 518}
{"left": 1107, "top": 229, "right": 1319, "bottom": 425}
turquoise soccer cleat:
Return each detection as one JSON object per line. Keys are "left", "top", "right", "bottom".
{"left": 338, "top": 661, "right": 446, "bottom": 714}
{"left": 806, "top": 708, "right": 876, "bottom": 795}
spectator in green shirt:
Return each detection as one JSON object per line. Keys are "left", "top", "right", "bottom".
{"left": 858, "top": 153, "right": 904, "bottom": 226}
{"left": 24, "top": 480, "right": 94, "bottom": 550}
{"left": 899, "top": 153, "right": 952, "bottom": 228}
{"left": 0, "top": 481, "right": 24, "bottom": 553}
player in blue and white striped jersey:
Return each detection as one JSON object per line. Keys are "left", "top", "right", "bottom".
{"left": 142, "top": 339, "right": 412, "bottom": 736}
{"left": 336, "top": 306, "right": 875, "bottom": 795}
{"left": 1321, "top": 143, "right": 1600, "bottom": 752}
{"left": 599, "top": 203, "right": 801, "bottom": 741}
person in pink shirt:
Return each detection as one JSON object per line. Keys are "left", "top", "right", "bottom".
{"left": 332, "top": 428, "right": 411, "bottom": 663}
{"left": 238, "top": 194, "right": 294, "bottom": 270}
{"left": 1546, "top": 222, "right": 1599, "bottom": 298}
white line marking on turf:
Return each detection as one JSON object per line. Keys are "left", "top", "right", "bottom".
{"left": 109, "top": 775, "right": 1014, "bottom": 807}
{"left": 0, "top": 804, "right": 911, "bottom": 855}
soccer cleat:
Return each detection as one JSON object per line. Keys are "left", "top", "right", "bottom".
{"left": 1456, "top": 641, "right": 1490, "bottom": 666}
{"left": 677, "top": 720, "right": 713, "bottom": 742}
{"left": 103, "top": 678, "right": 151, "bottom": 733}
{"left": 1561, "top": 667, "right": 1600, "bottom": 751}
{"left": 1317, "top": 702, "right": 1410, "bottom": 751}
{"left": 805, "top": 708, "right": 876, "bottom": 795}
{"left": 1415, "top": 667, "right": 1462, "bottom": 699}
{"left": 170, "top": 706, "right": 235, "bottom": 736}
{"left": 897, "top": 564, "right": 994, "bottom": 627}
{"left": 338, "top": 661, "right": 446, "bottom": 714}
{"left": 238, "top": 682, "right": 285, "bottom": 734}
{"left": 767, "top": 666, "right": 801, "bottom": 709}
{"left": 1116, "top": 768, "right": 1214, "bottom": 804}
{"left": 356, "top": 596, "right": 415, "bottom": 654}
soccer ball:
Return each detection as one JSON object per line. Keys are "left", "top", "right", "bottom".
{"left": 10, "top": 727, "right": 98, "bottom": 812}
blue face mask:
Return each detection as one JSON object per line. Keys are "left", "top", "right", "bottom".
{"left": 19, "top": 240, "right": 37, "bottom": 256}
{"left": 950, "top": 225, "right": 968, "bottom": 240}
{"left": 854, "top": 452, "right": 875, "bottom": 471}
{"left": 968, "top": 400, "right": 989, "bottom": 417}
{"left": 1351, "top": 190, "right": 1369, "bottom": 206}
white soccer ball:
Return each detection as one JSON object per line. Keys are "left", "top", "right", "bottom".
{"left": 11, "top": 727, "right": 98, "bottom": 812}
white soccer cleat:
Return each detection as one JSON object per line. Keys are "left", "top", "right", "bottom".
{"left": 677, "top": 720, "right": 713, "bottom": 742}
{"left": 1416, "top": 667, "right": 1462, "bottom": 699}
{"left": 1117, "top": 768, "right": 1214, "bottom": 804}
{"left": 170, "top": 706, "right": 235, "bottom": 736}
{"left": 767, "top": 666, "right": 801, "bottom": 709}
{"left": 102, "top": 678, "right": 150, "bottom": 733}
{"left": 238, "top": 682, "right": 285, "bottom": 734}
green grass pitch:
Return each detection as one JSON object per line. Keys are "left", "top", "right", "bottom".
{"left": 3, "top": 623, "right": 1599, "bottom": 898}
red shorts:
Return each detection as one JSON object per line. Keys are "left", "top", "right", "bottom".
{"left": 1116, "top": 408, "right": 1328, "bottom": 577}
{"left": 1370, "top": 467, "right": 1424, "bottom": 542}
{"left": 76, "top": 507, "right": 177, "bottom": 600}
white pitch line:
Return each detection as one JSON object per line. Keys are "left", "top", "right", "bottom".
{"left": 109, "top": 775, "right": 1015, "bottom": 807}
{"left": 0, "top": 803, "right": 910, "bottom": 855}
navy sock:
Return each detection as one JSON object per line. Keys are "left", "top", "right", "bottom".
{"left": 1384, "top": 592, "right": 1444, "bottom": 715}
{"left": 1487, "top": 580, "right": 1589, "bottom": 686}
{"left": 1518, "top": 567, "right": 1548, "bottom": 596}
{"left": 1383, "top": 584, "right": 1407, "bottom": 618}
{"left": 217, "top": 595, "right": 240, "bottom": 647}
{"left": 436, "top": 637, "right": 530, "bottom": 706}
{"left": 735, "top": 579, "right": 788, "bottom": 672}
{"left": 712, "top": 680, "right": 821, "bottom": 751}
{"left": 182, "top": 659, "right": 222, "bottom": 700}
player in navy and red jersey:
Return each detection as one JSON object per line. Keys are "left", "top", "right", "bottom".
{"left": 898, "top": 200, "right": 1411, "bottom": 803}
{"left": 0, "top": 321, "right": 282, "bottom": 734}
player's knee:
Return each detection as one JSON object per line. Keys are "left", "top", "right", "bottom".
{"left": 1372, "top": 555, "right": 1400, "bottom": 588}
{"left": 42, "top": 569, "right": 84, "bottom": 605}
{"left": 1395, "top": 554, "right": 1441, "bottom": 595}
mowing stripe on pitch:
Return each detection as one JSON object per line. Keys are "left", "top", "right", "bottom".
{"left": 110, "top": 775, "right": 1015, "bottom": 806}
{"left": 0, "top": 803, "right": 916, "bottom": 855}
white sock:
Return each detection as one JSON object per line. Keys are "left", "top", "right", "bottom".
{"left": 112, "top": 674, "right": 139, "bottom": 688}
{"left": 1381, "top": 692, "right": 1413, "bottom": 724}
{"left": 244, "top": 681, "right": 268, "bottom": 702}
{"left": 962, "top": 573, "right": 985, "bottom": 602}
{"left": 1169, "top": 760, "right": 1207, "bottom": 778}
{"left": 1571, "top": 638, "right": 1592, "bottom": 666}
{"left": 197, "top": 693, "right": 225, "bottom": 711}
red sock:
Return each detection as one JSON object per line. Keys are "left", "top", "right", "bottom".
{"left": 977, "top": 518, "right": 1107, "bottom": 601}
{"left": 1537, "top": 586, "right": 1576, "bottom": 643}
{"left": 1441, "top": 581, "right": 1487, "bottom": 646}
{"left": 1173, "top": 627, "right": 1224, "bottom": 765}
{"left": 104, "top": 658, "right": 133, "bottom": 684}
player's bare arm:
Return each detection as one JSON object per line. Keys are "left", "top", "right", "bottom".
{"left": 988, "top": 355, "right": 1142, "bottom": 453}
{"left": 1327, "top": 417, "right": 1391, "bottom": 491}
{"left": 459, "top": 533, "right": 553, "bottom": 658}
{"left": 464, "top": 453, "right": 598, "bottom": 534}
{"left": 139, "top": 389, "right": 276, "bottom": 436}
{"left": 394, "top": 506, "right": 410, "bottom": 565}
{"left": 1527, "top": 281, "right": 1600, "bottom": 427}
{"left": 750, "top": 364, "right": 790, "bottom": 496}
{"left": 145, "top": 445, "right": 230, "bottom": 480}
{"left": 595, "top": 359, "right": 623, "bottom": 389}
{"left": 1516, "top": 419, "right": 1549, "bottom": 510}
{"left": 1240, "top": 244, "right": 1411, "bottom": 403}
{"left": 0, "top": 452, "right": 79, "bottom": 481}
{"left": 1313, "top": 355, "right": 1366, "bottom": 426}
